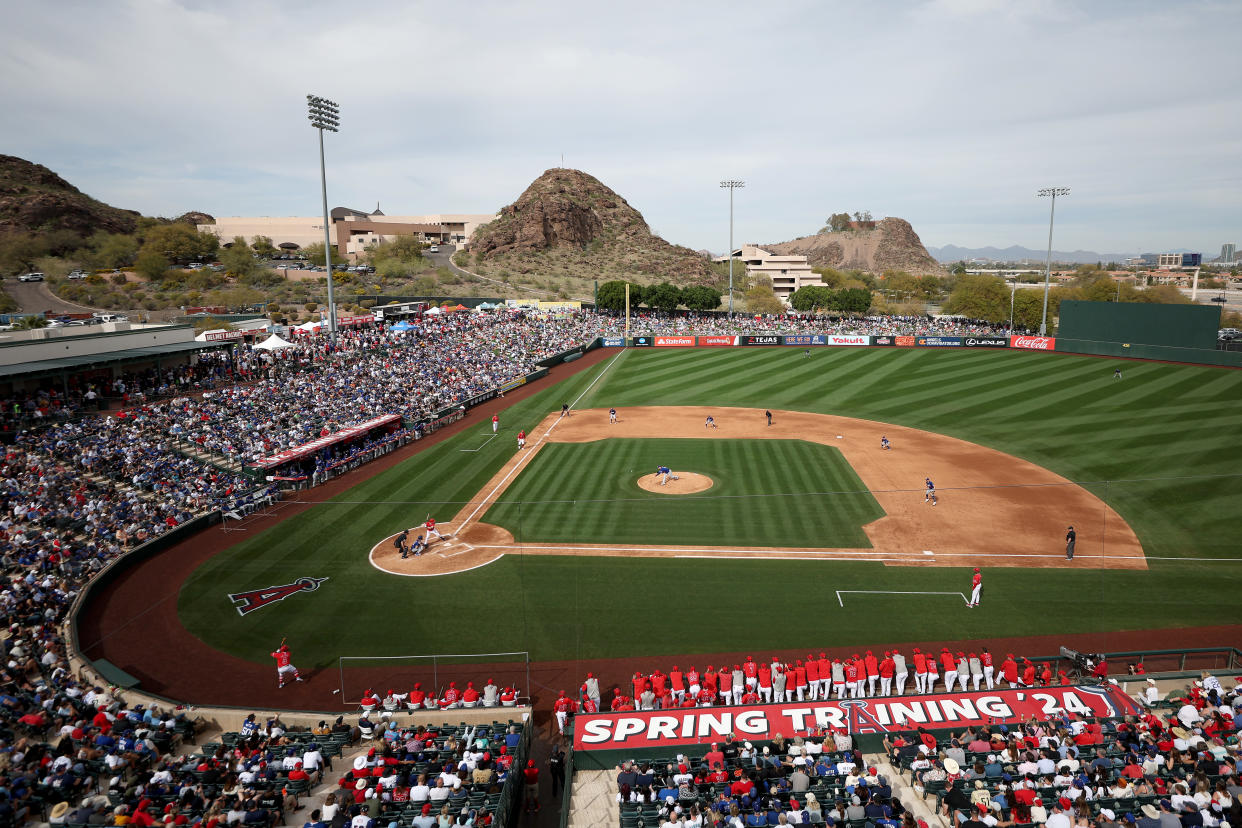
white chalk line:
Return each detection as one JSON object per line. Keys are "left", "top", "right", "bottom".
{"left": 452, "top": 349, "right": 627, "bottom": 536}
{"left": 836, "top": 589, "right": 968, "bottom": 608}
{"left": 369, "top": 551, "right": 502, "bottom": 578}
{"left": 460, "top": 432, "right": 499, "bottom": 453}
{"left": 464, "top": 542, "right": 1159, "bottom": 562}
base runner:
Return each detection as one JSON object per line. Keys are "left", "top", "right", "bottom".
{"left": 271, "top": 642, "right": 304, "bottom": 688}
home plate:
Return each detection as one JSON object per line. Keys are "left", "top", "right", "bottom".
{"left": 923, "top": 550, "right": 934, "bottom": 555}
{"left": 836, "top": 435, "right": 843, "bottom": 439}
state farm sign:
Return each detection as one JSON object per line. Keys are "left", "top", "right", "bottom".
{"left": 1010, "top": 336, "right": 1056, "bottom": 350}
{"left": 828, "top": 335, "right": 870, "bottom": 346}
{"left": 654, "top": 336, "right": 695, "bottom": 347}
{"left": 573, "top": 684, "right": 1140, "bottom": 750}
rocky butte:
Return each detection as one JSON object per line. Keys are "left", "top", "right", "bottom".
{"left": 766, "top": 218, "right": 944, "bottom": 275}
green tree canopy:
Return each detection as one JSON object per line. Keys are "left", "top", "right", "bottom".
{"left": 219, "top": 237, "right": 263, "bottom": 277}
{"left": 823, "top": 213, "right": 852, "bottom": 233}
{"left": 645, "top": 282, "right": 683, "bottom": 312}
{"left": 681, "top": 285, "right": 722, "bottom": 311}
{"left": 595, "top": 280, "right": 636, "bottom": 312}
{"left": 134, "top": 249, "right": 172, "bottom": 282}
{"left": 140, "top": 223, "right": 219, "bottom": 263}
{"left": 789, "top": 284, "right": 836, "bottom": 312}
{"left": 943, "top": 274, "right": 1010, "bottom": 322}
{"left": 250, "top": 235, "right": 278, "bottom": 258}
{"left": 745, "top": 284, "right": 785, "bottom": 315}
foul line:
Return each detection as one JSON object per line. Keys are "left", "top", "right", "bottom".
{"left": 460, "top": 432, "right": 499, "bottom": 453}
{"left": 452, "top": 349, "right": 627, "bottom": 536}
{"left": 836, "top": 590, "right": 968, "bottom": 607}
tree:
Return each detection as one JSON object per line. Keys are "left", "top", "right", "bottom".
{"left": 745, "top": 284, "right": 785, "bottom": 315}
{"left": 1011, "top": 289, "right": 1045, "bottom": 332}
{"left": 134, "top": 249, "right": 171, "bottom": 282}
{"left": 789, "top": 285, "right": 836, "bottom": 312}
{"left": 219, "top": 237, "right": 263, "bottom": 277}
{"left": 595, "top": 280, "right": 633, "bottom": 312}
{"left": 251, "top": 235, "right": 278, "bottom": 258}
{"left": 645, "top": 282, "right": 683, "bottom": 312}
{"left": 12, "top": 315, "right": 48, "bottom": 330}
{"left": 943, "top": 274, "right": 1009, "bottom": 322}
{"left": 140, "top": 223, "right": 218, "bottom": 263}
{"left": 681, "top": 285, "right": 722, "bottom": 311}
{"left": 949, "top": 261, "right": 968, "bottom": 276}
{"left": 824, "top": 213, "right": 852, "bottom": 233}
{"left": 880, "top": 270, "right": 921, "bottom": 299}
{"left": 87, "top": 232, "right": 140, "bottom": 269}
{"left": 812, "top": 267, "right": 847, "bottom": 288}
{"left": 836, "top": 287, "right": 872, "bottom": 314}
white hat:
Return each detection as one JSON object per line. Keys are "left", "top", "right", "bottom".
{"left": 1100, "top": 809, "right": 1116, "bottom": 821}
{"left": 944, "top": 757, "right": 960, "bottom": 774}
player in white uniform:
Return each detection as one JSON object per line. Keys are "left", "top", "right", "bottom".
{"left": 656, "top": 465, "right": 680, "bottom": 486}
{"left": 968, "top": 568, "right": 982, "bottom": 607}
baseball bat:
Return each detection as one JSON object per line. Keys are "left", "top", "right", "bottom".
{"left": 279, "top": 637, "right": 286, "bottom": 649}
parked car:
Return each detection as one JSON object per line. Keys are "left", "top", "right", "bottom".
{"left": 429, "top": 245, "right": 440, "bottom": 253}
{"left": 18, "top": 272, "right": 45, "bottom": 282}
{"left": 91, "top": 313, "right": 128, "bottom": 323}
{"left": 1219, "top": 328, "right": 1240, "bottom": 341}
{"left": 67, "top": 270, "right": 87, "bottom": 280}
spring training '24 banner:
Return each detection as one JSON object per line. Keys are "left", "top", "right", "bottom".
{"left": 572, "top": 684, "right": 1139, "bottom": 751}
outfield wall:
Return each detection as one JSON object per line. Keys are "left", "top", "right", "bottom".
{"left": 597, "top": 333, "right": 1242, "bottom": 366}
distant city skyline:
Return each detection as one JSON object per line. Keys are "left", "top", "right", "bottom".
{"left": 2, "top": 0, "right": 1238, "bottom": 255}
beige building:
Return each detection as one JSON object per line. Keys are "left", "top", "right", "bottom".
{"left": 199, "top": 208, "right": 497, "bottom": 259}
{"left": 716, "top": 244, "right": 822, "bottom": 303}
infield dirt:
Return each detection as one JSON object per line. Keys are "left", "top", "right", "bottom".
{"left": 370, "top": 406, "right": 1146, "bottom": 576}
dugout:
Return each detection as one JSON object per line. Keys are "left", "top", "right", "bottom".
{"left": 1055, "top": 300, "right": 1241, "bottom": 365}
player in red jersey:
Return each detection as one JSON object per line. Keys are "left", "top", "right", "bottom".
{"left": 270, "top": 641, "right": 303, "bottom": 688}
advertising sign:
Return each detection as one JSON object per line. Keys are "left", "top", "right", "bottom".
{"left": 601, "top": 337, "right": 625, "bottom": 347}
{"left": 630, "top": 336, "right": 654, "bottom": 347}
{"left": 784, "top": 335, "right": 827, "bottom": 346}
{"left": 697, "top": 336, "right": 738, "bottom": 347}
{"left": 655, "top": 336, "right": 695, "bottom": 347}
{"left": 204, "top": 329, "right": 248, "bottom": 341}
{"left": 573, "top": 684, "right": 1140, "bottom": 751}
{"left": 871, "top": 336, "right": 896, "bottom": 347}
{"left": 251, "top": 414, "right": 402, "bottom": 470}
{"left": 916, "top": 336, "right": 963, "bottom": 347}
{"left": 1010, "top": 335, "right": 1056, "bottom": 351}
{"left": 499, "top": 376, "right": 528, "bottom": 393}
{"left": 827, "top": 335, "right": 870, "bottom": 346}
{"left": 741, "top": 335, "right": 782, "bottom": 346}
{"left": 895, "top": 336, "right": 916, "bottom": 347}
{"left": 963, "top": 337, "right": 1009, "bottom": 348}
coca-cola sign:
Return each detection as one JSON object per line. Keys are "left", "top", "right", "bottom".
{"left": 1010, "top": 335, "right": 1056, "bottom": 350}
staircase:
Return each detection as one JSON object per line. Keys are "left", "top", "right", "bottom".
{"left": 567, "top": 768, "right": 618, "bottom": 828}
{"left": 873, "top": 755, "right": 949, "bottom": 828}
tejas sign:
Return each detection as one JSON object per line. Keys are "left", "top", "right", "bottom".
{"left": 963, "top": 337, "right": 1009, "bottom": 348}
{"left": 572, "top": 684, "right": 1140, "bottom": 750}
{"left": 742, "top": 335, "right": 781, "bottom": 346}
{"left": 1010, "top": 335, "right": 1056, "bottom": 350}
{"left": 828, "top": 335, "right": 870, "bottom": 346}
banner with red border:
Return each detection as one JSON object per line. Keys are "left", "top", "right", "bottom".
{"left": 1010, "top": 335, "right": 1056, "bottom": 350}
{"left": 696, "top": 336, "right": 738, "bottom": 347}
{"left": 572, "top": 684, "right": 1139, "bottom": 750}
{"left": 654, "top": 336, "right": 696, "bottom": 347}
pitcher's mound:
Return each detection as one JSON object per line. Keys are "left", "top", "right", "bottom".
{"left": 637, "top": 472, "right": 714, "bottom": 494}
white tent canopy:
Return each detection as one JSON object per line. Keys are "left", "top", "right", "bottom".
{"left": 424, "top": 306, "right": 444, "bottom": 315}
{"left": 254, "top": 334, "right": 295, "bottom": 350}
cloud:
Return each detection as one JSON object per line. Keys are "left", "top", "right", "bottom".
{"left": 1, "top": 0, "right": 1238, "bottom": 253}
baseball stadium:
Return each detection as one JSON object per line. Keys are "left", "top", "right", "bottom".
{"left": 6, "top": 298, "right": 1223, "bottom": 828}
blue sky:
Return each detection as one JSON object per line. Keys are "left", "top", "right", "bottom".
{"left": 2, "top": 0, "right": 1238, "bottom": 255}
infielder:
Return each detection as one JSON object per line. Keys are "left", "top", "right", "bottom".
{"left": 924, "top": 477, "right": 937, "bottom": 505}
{"left": 609, "top": 408, "right": 617, "bottom": 424}
{"left": 271, "top": 642, "right": 304, "bottom": 688}
{"left": 705, "top": 415, "right": 717, "bottom": 429}
{"left": 881, "top": 436, "right": 891, "bottom": 450}
{"left": 492, "top": 414, "right": 499, "bottom": 433}
{"left": 968, "top": 567, "right": 982, "bottom": 607}
{"left": 656, "top": 465, "right": 680, "bottom": 486}
{"left": 424, "top": 517, "right": 448, "bottom": 543}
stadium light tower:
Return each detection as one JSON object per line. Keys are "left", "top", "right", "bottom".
{"left": 308, "top": 94, "right": 340, "bottom": 340}
{"left": 1037, "top": 187, "right": 1070, "bottom": 336}
{"left": 720, "top": 180, "right": 745, "bottom": 316}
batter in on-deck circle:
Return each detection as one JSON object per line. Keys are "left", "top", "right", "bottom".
{"left": 270, "top": 643, "right": 304, "bottom": 688}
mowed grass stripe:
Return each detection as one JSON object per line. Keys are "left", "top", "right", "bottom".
{"left": 482, "top": 438, "right": 881, "bottom": 548}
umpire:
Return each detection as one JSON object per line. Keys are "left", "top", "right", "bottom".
{"left": 395, "top": 528, "right": 409, "bottom": 559}
{"left": 1065, "top": 525, "right": 1076, "bottom": 560}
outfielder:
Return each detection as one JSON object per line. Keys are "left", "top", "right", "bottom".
{"left": 271, "top": 642, "right": 304, "bottom": 688}
{"left": 656, "top": 465, "right": 680, "bottom": 486}
{"left": 968, "top": 567, "right": 982, "bottom": 607}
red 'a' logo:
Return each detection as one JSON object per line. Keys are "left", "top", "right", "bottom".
{"left": 228, "top": 577, "right": 328, "bottom": 616}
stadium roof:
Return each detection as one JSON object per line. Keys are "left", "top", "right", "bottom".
{"left": 0, "top": 340, "right": 229, "bottom": 379}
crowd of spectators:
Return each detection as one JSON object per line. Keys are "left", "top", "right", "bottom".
{"left": 890, "top": 672, "right": 1242, "bottom": 828}
{"left": 602, "top": 312, "right": 1015, "bottom": 339}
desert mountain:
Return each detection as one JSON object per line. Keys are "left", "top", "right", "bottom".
{"left": 766, "top": 218, "right": 943, "bottom": 275}
{"left": 0, "top": 154, "right": 138, "bottom": 236}
{"left": 469, "top": 168, "right": 717, "bottom": 285}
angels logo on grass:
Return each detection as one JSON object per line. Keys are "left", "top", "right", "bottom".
{"left": 228, "top": 577, "right": 328, "bottom": 616}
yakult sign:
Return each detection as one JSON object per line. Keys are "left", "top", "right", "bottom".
{"left": 572, "top": 684, "right": 1139, "bottom": 750}
{"left": 1010, "top": 335, "right": 1056, "bottom": 350}
{"left": 827, "top": 335, "right": 870, "bottom": 346}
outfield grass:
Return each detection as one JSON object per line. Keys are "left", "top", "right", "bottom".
{"left": 176, "top": 348, "right": 1242, "bottom": 667}
{"left": 482, "top": 438, "right": 883, "bottom": 547}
